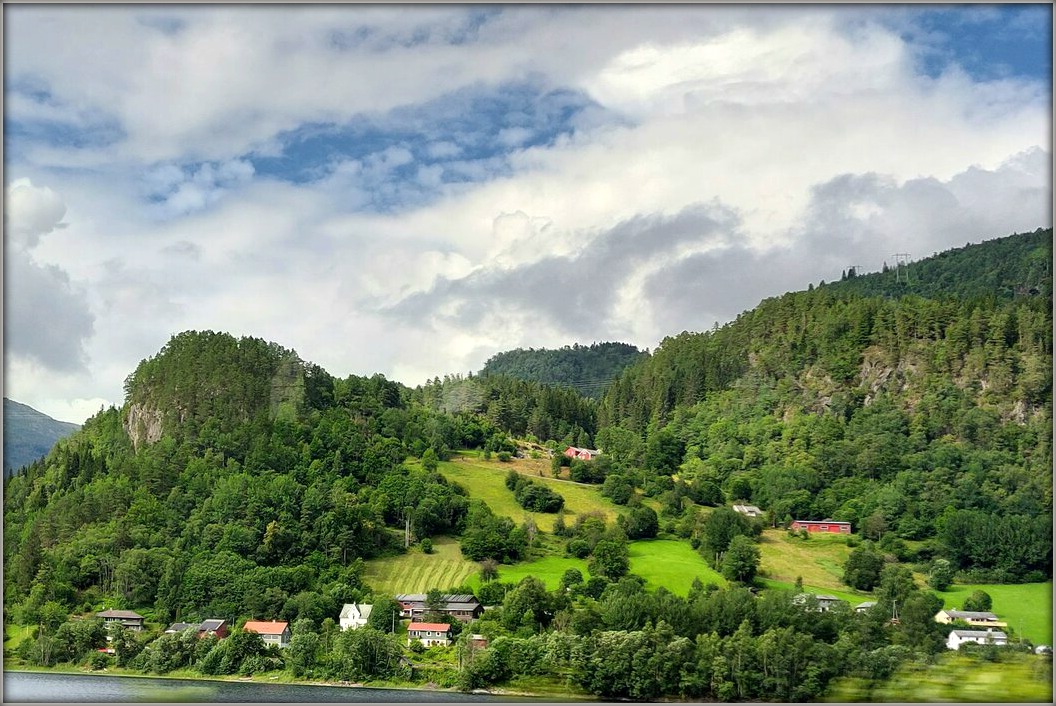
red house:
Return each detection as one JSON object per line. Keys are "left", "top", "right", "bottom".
{"left": 563, "top": 446, "right": 600, "bottom": 461}
{"left": 791, "top": 519, "right": 851, "bottom": 534}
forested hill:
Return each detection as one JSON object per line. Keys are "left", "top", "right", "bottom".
{"left": 828, "top": 228, "right": 1052, "bottom": 301}
{"left": 600, "top": 228, "right": 1053, "bottom": 429}
{"left": 479, "top": 342, "right": 645, "bottom": 398}
{"left": 1, "top": 228, "right": 1051, "bottom": 700}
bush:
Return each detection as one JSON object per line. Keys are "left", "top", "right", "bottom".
{"left": 514, "top": 482, "right": 564, "bottom": 513}
{"left": 87, "top": 651, "right": 113, "bottom": 670}
{"left": 497, "top": 452, "right": 512, "bottom": 462}
{"left": 420, "top": 538, "right": 434, "bottom": 554}
{"left": 962, "top": 590, "right": 993, "bottom": 612}
{"left": 567, "top": 539, "right": 591, "bottom": 559}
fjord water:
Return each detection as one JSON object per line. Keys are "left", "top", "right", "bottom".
{"left": 2, "top": 671, "right": 540, "bottom": 702}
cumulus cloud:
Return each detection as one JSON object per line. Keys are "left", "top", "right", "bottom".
{"left": 385, "top": 202, "right": 738, "bottom": 338}
{"left": 4, "top": 179, "right": 95, "bottom": 372}
{"left": 641, "top": 150, "right": 1053, "bottom": 336}
{"left": 4, "top": 250, "right": 94, "bottom": 372}
{"left": 144, "top": 158, "right": 256, "bottom": 218}
{"left": 2, "top": 5, "right": 1050, "bottom": 417}
{"left": 4, "top": 178, "right": 67, "bottom": 248}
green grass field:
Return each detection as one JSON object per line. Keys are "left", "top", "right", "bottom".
{"left": 757, "top": 529, "right": 855, "bottom": 590}
{"left": 937, "top": 581, "right": 1052, "bottom": 645}
{"left": 628, "top": 539, "right": 727, "bottom": 593}
{"left": 362, "top": 536, "right": 478, "bottom": 595}
{"left": 466, "top": 555, "right": 593, "bottom": 591}
{"left": 759, "top": 579, "right": 873, "bottom": 605}
{"left": 460, "top": 539, "right": 725, "bottom": 595}
{"left": 437, "top": 456, "right": 626, "bottom": 532}
{"left": 3, "top": 623, "right": 33, "bottom": 650}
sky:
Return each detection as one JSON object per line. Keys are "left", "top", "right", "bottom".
{"left": 3, "top": 3, "right": 1052, "bottom": 425}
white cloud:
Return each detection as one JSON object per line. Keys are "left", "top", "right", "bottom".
{"left": 4, "top": 178, "right": 68, "bottom": 248}
{"left": 2, "top": 5, "right": 1050, "bottom": 422}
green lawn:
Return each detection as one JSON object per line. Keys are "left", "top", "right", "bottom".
{"left": 362, "top": 536, "right": 478, "bottom": 595}
{"left": 467, "top": 555, "right": 592, "bottom": 591}
{"left": 461, "top": 539, "right": 723, "bottom": 596}
{"left": 628, "top": 539, "right": 727, "bottom": 594}
{"left": 937, "top": 582, "right": 1052, "bottom": 645}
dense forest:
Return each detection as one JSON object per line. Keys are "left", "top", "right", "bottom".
{"left": 479, "top": 342, "right": 646, "bottom": 398}
{"left": 3, "top": 228, "right": 1051, "bottom": 700}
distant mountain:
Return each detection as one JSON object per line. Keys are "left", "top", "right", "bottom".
{"left": 480, "top": 342, "right": 646, "bottom": 398}
{"left": 3, "top": 398, "right": 80, "bottom": 477}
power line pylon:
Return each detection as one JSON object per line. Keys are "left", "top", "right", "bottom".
{"left": 893, "top": 253, "right": 911, "bottom": 284}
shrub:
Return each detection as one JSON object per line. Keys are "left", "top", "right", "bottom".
{"left": 567, "top": 539, "right": 591, "bottom": 559}
{"left": 497, "top": 452, "right": 512, "bottom": 462}
{"left": 962, "top": 590, "right": 993, "bottom": 612}
{"left": 87, "top": 651, "right": 112, "bottom": 670}
{"left": 420, "top": 538, "right": 434, "bottom": 554}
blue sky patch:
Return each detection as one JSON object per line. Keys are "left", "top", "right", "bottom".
{"left": 250, "top": 80, "right": 609, "bottom": 211}
{"left": 898, "top": 5, "right": 1052, "bottom": 83}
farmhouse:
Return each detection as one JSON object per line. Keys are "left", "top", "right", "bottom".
{"left": 793, "top": 593, "right": 845, "bottom": 612}
{"left": 242, "top": 620, "right": 291, "bottom": 648}
{"left": 407, "top": 622, "right": 453, "bottom": 647}
{"left": 790, "top": 519, "right": 852, "bottom": 534}
{"left": 934, "top": 609, "right": 1007, "bottom": 628}
{"left": 395, "top": 593, "right": 483, "bottom": 622}
{"left": 732, "top": 504, "right": 763, "bottom": 518}
{"left": 96, "top": 609, "right": 145, "bottom": 632}
{"left": 854, "top": 601, "right": 877, "bottom": 613}
{"left": 564, "top": 446, "right": 601, "bottom": 461}
{"left": 339, "top": 603, "right": 373, "bottom": 631}
{"left": 946, "top": 628, "right": 1008, "bottom": 650}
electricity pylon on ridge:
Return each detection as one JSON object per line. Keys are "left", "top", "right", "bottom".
{"left": 893, "top": 253, "right": 911, "bottom": 284}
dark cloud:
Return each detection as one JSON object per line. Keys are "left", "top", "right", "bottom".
{"left": 383, "top": 202, "right": 739, "bottom": 336}
{"left": 642, "top": 151, "right": 1052, "bottom": 335}
{"left": 4, "top": 249, "right": 94, "bottom": 372}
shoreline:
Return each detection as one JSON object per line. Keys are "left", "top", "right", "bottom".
{"left": 2, "top": 665, "right": 574, "bottom": 700}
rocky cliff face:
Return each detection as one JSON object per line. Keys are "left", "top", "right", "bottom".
{"left": 124, "top": 402, "right": 164, "bottom": 451}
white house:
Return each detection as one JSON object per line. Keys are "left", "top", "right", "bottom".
{"left": 946, "top": 629, "right": 1008, "bottom": 650}
{"left": 732, "top": 504, "right": 763, "bottom": 518}
{"left": 339, "top": 603, "right": 373, "bottom": 631}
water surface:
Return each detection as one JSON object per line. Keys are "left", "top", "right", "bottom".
{"left": 3, "top": 671, "right": 549, "bottom": 702}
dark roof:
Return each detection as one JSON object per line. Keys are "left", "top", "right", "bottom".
{"left": 165, "top": 622, "right": 195, "bottom": 632}
{"left": 97, "top": 609, "right": 144, "bottom": 620}
{"left": 395, "top": 593, "right": 480, "bottom": 608}
{"left": 945, "top": 610, "right": 1000, "bottom": 621}
{"left": 951, "top": 629, "right": 1008, "bottom": 639}
{"left": 199, "top": 619, "right": 226, "bottom": 631}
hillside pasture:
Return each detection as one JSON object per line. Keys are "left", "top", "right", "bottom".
{"left": 462, "top": 539, "right": 725, "bottom": 595}
{"left": 467, "top": 555, "right": 593, "bottom": 592}
{"left": 757, "top": 528, "right": 854, "bottom": 590}
{"left": 937, "top": 582, "right": 1052, "bottom": 645}
{"left": 437, "top": 455, "right": 625, "bottom": 531}
{"left": 628, "top": 539, "right": 727, "bottom": 593}
{"left": 362, "top": 536, "right": 477, "bottom": 595}
{"left": 759, "top": 579, "right": 872, "bottom": 606}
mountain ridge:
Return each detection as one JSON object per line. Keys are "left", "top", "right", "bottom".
{"left": 2, "top": 398, "right": 81, "bottom": 477}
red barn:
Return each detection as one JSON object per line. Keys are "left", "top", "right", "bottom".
{"left": 790, "top": 519, "right": 851, "bottom": 534}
